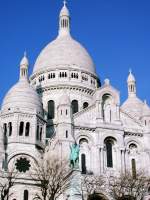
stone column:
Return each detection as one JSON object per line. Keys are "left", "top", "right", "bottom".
{"left": 100, "top": 146, "right": 105, "bottom": 173}
{"left": 120, "top": 149, "right": 125, "bottom": 174}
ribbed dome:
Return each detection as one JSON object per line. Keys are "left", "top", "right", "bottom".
{"left": 33, "top": 35, "right": 96, "bottom": 74}
{"left": 2, "top": 80, "right": 43, "bottom": 114}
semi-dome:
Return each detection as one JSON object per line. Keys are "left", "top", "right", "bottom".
{"left": 33, "top": 2, "right": 96, "bottom": 75}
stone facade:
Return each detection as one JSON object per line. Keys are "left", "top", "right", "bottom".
{"left": 0, "top": 2, "right": 150, "bottom": 200}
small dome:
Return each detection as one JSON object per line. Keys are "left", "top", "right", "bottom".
{"left": 33, "top": 35, "right": 96, "bottom": 75}
{"left": 60, "top": 3, "right": 69, "bottom": 17}
{"left": 127, "top": 70, "right": 135, "bottom": 82}
{"left": 20, "top": 54, "right": 29, "bottom": 67}
{"left": 121, "top": 96, "right": 144, "bottom": 119}
{"left": 59, "top": 93, "right": 70, "bottom": 105}
{"left": 2, "top": 81, "right": 43, "bottom": 114}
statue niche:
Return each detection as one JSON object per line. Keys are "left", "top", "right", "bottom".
{"left": 102, "top": 94, "right": 113, "bottom": 123}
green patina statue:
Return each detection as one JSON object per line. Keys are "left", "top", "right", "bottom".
{"left": 70, "top": 142, "right": 80, "bottom": 169}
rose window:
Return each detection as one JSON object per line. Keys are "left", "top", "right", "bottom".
{"left": 15, "top": 157, "right": 31, "bottom": 173}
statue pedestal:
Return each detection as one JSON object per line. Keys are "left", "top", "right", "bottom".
{"left": 67, "top": 169, "right": 82, "bottom": 200}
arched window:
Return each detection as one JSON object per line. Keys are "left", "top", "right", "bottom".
{"left": 24, "top": 190, "right": 29, "bottom": 200}
{"left": 105, "top": 139, "right": 113, "bottom": 168}
{"left": 66, "top": 130, "right": 68, "bottom": 138}
{"left": 48, "top": 100, "right": 55, "bottom": 119}
{"left": 132, "top": 159, "right": 136, "bottom": 179}
{"left": 83, "top": 102, "right": 89, "bottom": 109}
{"left": 25, "top": 122, "right": 30, "bottom": 137}
{"left": 36, "top": 125, "right": 39, "bottom": 140}
{"left": 71, "top": 100, "right": 78, "bottom": 114}
{"left": 8, "top": 122, "right": 12, "bottom": 136}
{"left": 3, "top": 123, "right": 7, "bottom": 136}
{"left": 19, "top": 122, "right": 24, "bottom": 136}
{"left": 79, "top": 138, "right": 88, "bottom": 145}
{"left": 81, "top": 154, "right": 86, "bottom": 174}
{"left": 148, "top": 186, "right": 150, "bottom": 194}
{"left": 40, "top": 127, "right": 42, "bottom": 141}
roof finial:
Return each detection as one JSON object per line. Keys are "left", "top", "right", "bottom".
{"left": 63, "top": 0, "right": 67, "bottom": 6}
{"left": 129, "top": 68, "right": 132, "bottom": 74}
{"left": 24, "top": 51, "right": 27, "bottom": 57}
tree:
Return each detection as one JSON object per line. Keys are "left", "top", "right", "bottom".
{"left": 108, "top": 171, "right": 150, "bottom": 200}
{"left": 0, "top": 169, "right": 17, "bottom": 200}
{"left": 31, "top": 157, "right": 72, "bottom": 200}
{"left": 78, "top": 175, "right": 106, "bottom": 200}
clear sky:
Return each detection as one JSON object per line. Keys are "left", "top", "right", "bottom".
{"left": 0, "top": 0, "right": 150, "bottom": 106}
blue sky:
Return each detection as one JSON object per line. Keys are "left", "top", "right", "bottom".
{"left": 0, "top": 0, "right": 150, "bottom": 105}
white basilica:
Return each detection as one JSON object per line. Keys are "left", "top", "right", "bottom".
{"left": 0, "top": 2, "right": 150, "bottom": 200}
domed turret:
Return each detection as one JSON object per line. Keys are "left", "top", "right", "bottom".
{"left": 2, "top": 54, "right": 43, "bottom": 114}
{"left": 127, "top": 69, "right": 135, "bottom": 83}
{"left": 0, "top": 54, "right": 45, "bottom": 171}
{"left": 121, "top": 70, "right": 144, "bottom": 119}
{"left": 127, "top": 70, "right": 136, "bottom": 98}
{"left": 20, "top": 52, "right": 29, "bottom": 67}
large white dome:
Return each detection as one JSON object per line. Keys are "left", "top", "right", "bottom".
{"left": 33, "top": 35, "right": 96, "bottom": 75}
{"left": 2, "top": 80, "right": 43, "bottom": 114}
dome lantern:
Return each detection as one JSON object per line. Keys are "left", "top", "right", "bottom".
{"left": 59, "top": 0, "right": 70, "bottom": 37}
{"left": 20, "top": 52, "right": 29, "bottom": 81}
{"left": 127, "top": 69, "right": 136, "bottom": 98}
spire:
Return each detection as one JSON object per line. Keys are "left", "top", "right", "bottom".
{"left": 127, "top": 69, "right": 136, "bottom": 98}
{"left": 58, "top": 0, "right": 70, "bottom": 37}
{"left": 19, "top": 52, "right": 29, "bottom": 81}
